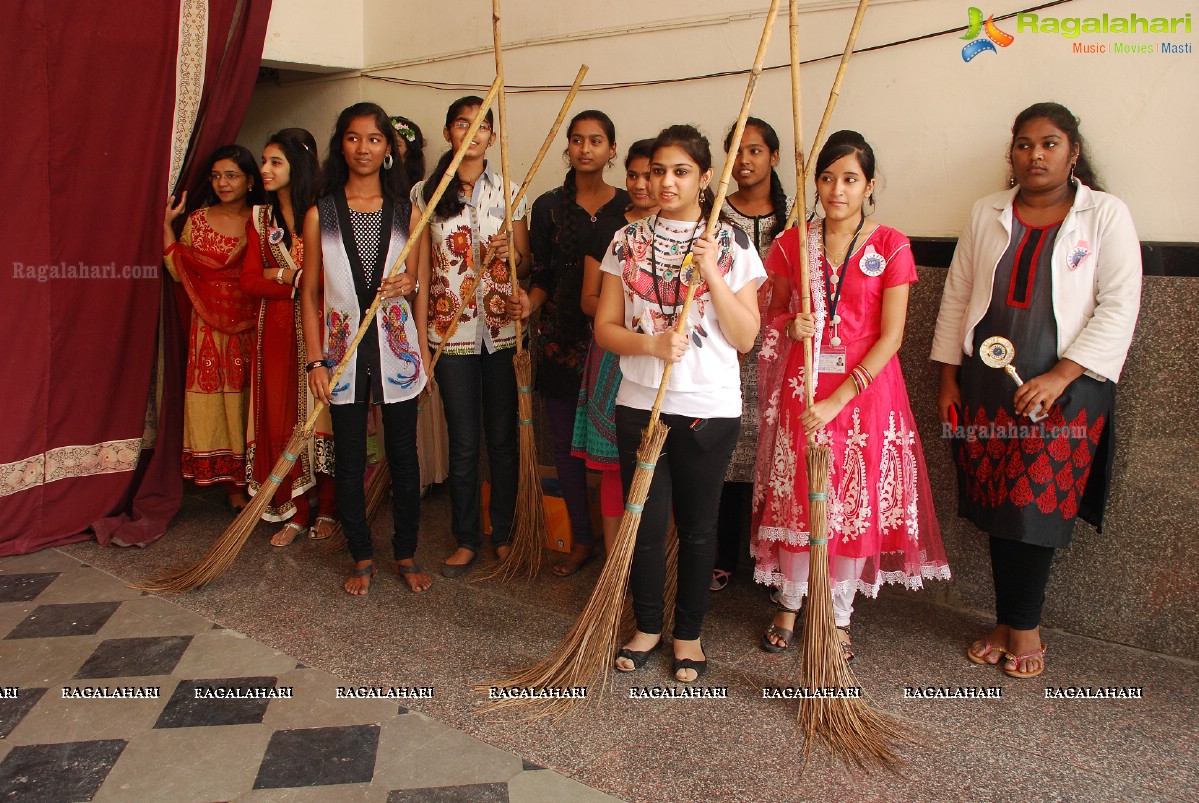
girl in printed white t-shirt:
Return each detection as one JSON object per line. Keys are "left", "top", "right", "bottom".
{"left": 594, "top": 124, "right": 766, "bottom": 683}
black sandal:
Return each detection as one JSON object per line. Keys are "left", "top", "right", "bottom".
{"left": 615, "top": 640, "right": 661, "bottom": 672}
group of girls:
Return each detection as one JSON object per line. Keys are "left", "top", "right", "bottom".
{"left": 166, "top": 97, "right": 1139, "bottom": 685}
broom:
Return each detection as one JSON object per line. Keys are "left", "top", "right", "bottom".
{"left": 479, "top": 0, "right": 548, "bottom": 583}
{"left": 478, "top": 0, "right": 783, "bottom": 718}
{"left": 619, "top": 521, "right": 677, "bottom": 642}
{"left": 136, "top": 77, "right": 506, "bottom": 594}
{"left": 783, "top": 0, "right": 870, "bottom": 231}
{"left": 783, "top": 0, "right": 907, "bottom": 769}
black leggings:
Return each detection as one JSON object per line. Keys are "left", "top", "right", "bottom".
{"left": 989, "top": 536, "right": 1055, "bottom": 630}
{"left": 616, "top": 406, "right": 740, "bottom": 641}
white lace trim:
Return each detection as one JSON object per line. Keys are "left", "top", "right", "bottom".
{"left": 753, "top": 563, "right": 953, "bottom": 601}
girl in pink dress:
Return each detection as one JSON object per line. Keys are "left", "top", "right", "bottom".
{"left": 751, "top": 130, "right": 950, "bottom": 661}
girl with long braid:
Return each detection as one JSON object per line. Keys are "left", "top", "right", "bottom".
{"left": 509, "top": 111, "right": 629, "bottom": 576}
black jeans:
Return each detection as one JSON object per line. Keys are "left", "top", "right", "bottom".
{"left": 329, "top": 397, "right": 420, "bottom": 563}
{"left": 616, "top": 405, "right": 740, "bottom": 641}
{"left": 715, "top": 481, "right": 753, "bottom": 575}
{"left": 990, "top": 536, "right": 1056, "bottom": 630}
{"left": 435, "top": 348, "right": 518, "bottom": 551}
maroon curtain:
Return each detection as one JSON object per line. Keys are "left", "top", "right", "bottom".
{"left": 0, "top": 0, "right": 271, "bottom": 555}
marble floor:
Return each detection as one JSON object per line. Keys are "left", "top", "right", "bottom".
{"left": 1, "top": 483, "right": 1194, "bottom": 802}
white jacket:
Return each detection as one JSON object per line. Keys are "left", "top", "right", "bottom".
{"left": 930, "top": 184, "right": 1141, "bottom": 382}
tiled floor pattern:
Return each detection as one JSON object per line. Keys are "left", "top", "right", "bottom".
{"left": 13, "top": 483, "right": 1197, "bottom": 802}
{"left": 0, "top": 551, "right": 615, "bottom": 802}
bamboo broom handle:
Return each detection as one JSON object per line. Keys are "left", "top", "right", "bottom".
{"left": 426, "top": 65, "right": 589, "bottom": 372}
{"left": 301, "top": 76, "right": 503, "bottom": 433}
{"left": 789, "top": 0, "right": 816, "bottom": 416}
{"left": 784, "top": 0, "right": 870, "bottom": 230}
{"left": 648, "top": 0, "right": 783, "bottom": 431}
{"left": 492, "top": 0, "right": 522, "bottom": 354}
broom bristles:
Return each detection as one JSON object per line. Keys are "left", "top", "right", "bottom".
{"left": 136, "top": 424, "right": 312, "bottom": 593}
{"left": 478, "top": 350, "right": 547, "bottom": 582}
{"left": 477, "top": 421, "right": 668, "bottom": 718}
{"left": 797, "top": 444, "right": 912, "bottom": 770}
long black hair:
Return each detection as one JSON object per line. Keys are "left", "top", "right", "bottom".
{"left": 390, "top": 114, "right": 426, "bottom": 188}
{"left": 263, "top": 128, "right": 319, "bottom": 250}
{"left": 814, "top": 130, "right": 878, "bottom": 213}
{"left": 651, "top": 124, "right": 717, "bottom": 220}
{"left": 724, "top": 117, "right": 787, "bottom": 233}
{"left": 423, "top": 96, "right": 494, "bottom": 220}
{"left": 197, "top": 144, "right": 265, "bottom": 208}
{"left": 319, "top": 102, "right": 409, "bottom": 202}
{"left": 1009, "top": 101, "right": 1104, "bottom": 192}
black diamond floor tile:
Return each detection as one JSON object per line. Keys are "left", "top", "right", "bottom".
{"left": 0, "top": 739, "right": 127, "bottom": 802}
{"left": 254, "top": 724, "right": 380, "bottom": 789}
{"left": 153, "top": 676, "right": 278, "bottom": 729}
{"left": 0, "top": 573, "right": 60, "bottom": 603}
{"left": 0, "top": 687, "right": 46, "bottom": 739}
{"left": 4, "top": 602, "right": 121, "bottom": 640}
{"left": 521, "top": 759, "right": 544, "bottom": 771}
{"left": 74, "top": 635, "right": 193, "bottom": 679}
{"left": 387, "top": 783, "right": 509, "bottom": 802}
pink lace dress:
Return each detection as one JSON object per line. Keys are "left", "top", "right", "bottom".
{"left": 751, "top": 223, "right": 950, "bottom": 600}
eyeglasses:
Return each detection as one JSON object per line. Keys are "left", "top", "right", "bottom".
{"left": 209, "top": 171, "right": 245, "bottom": 182}
{"left": 451, "top": 120, "right": 493, "bottom": 133}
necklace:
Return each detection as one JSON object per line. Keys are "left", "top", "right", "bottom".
{"left": 648, "top": 213, "right": 704, "bottom": 329}
{"left": 821, "top": 211, "right": 866, "bottom": 347}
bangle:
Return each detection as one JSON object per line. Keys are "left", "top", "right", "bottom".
{"left": 304, "top": 359, "right": 329, "bottom": 373}
{"left": 291, "top": 269, "right": 303, "bottom": 288}
{"left": 850, "top": 365, "right": 873, "bottom": 395}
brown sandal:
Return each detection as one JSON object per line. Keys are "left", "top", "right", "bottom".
{"left": 1002, "top": 643, "right": 1047, "bottom": 679}
{"left": 967, "top": 638, "right": 1007, "bottom": 665}
{"left": 836, "top": 625, "right": 856, "bottom": 665}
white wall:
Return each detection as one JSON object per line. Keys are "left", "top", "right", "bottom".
{"left": 242, "top": 0, "right": 1198, "bottom": 242}
{"left": 261, "top": 0, "right": 362, "bottom": 71}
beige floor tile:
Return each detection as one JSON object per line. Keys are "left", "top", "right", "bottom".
{"left": 95, "top": 596, "right": 216, "bottom": 639}
{"left": 0, "top": 551, "right": 83, "bottom": 575}
{"left": 7, "top": 677, "right": 176, "bottom": 745}
{"left": 0, "top": 636, "right": 101, "bottom": 687}
{"left": 508, "top": 769, "right": 624, "bottom": 803}
{"left": 172, "top": 629, "right": 299, "bottom": 679}
{"left": 92, "top": 723, "right": 271, "bottom": 803}
{"left": 237, "top": 784, "right": 387, "bottom": 803}
{"left": 372, "top": 713, "right": 523, "bottom": 790}
{"left": 261, "top": 668, "right": 403, "bottom": 731}
{"left": 32, "top": 567, "right": 144, "bottom": 605}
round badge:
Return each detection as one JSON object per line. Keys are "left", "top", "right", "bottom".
{"left": 268, "top": 226, "right": 285, "bottom": 245}
{"left": 859, "top": 245, "right": 886, "bottom": 277}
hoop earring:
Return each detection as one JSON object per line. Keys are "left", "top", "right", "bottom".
{"left": 383, "top": 154, "right": 394, "bottom": 170}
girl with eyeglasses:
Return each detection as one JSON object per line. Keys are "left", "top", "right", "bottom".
{"left": 164, "top": 145, "right": 265, "bottom": 512}
{"left": 411, "top": 95, "right": 529, "bottom": 578}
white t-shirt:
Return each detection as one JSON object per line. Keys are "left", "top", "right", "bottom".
{"left": 599, "top": 216, "right": 766, "bottom": 418}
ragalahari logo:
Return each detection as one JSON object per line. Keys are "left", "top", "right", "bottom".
{"left": 961, "top": 7, "right": 1015, "bottom": 61}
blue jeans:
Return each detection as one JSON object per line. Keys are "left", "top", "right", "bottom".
{"left": 435, "top": 348, "right": 518, "bottom": 551}
{"left": 328, "top": 397, "right": 420, "bottom": 563}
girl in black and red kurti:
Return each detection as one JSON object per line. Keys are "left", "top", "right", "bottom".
{"left": 932, "top": 103, "right": 1141, "bottom": 678}
{"left": 510, "top": 111, "right": 629, "bottom": 576}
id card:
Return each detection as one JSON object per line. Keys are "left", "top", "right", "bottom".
{"left": 817, "top": 345, "right": 848, "bottom": 374}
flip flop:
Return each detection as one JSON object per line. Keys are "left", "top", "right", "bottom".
{"left": 395, "top": 561, "right": 430, "bottom": 593}
{"left": 343, "top": 562, "right": 377, "bottom": 596}
{"left": 710, "top": 569, "right": 732, "bottom": 591}
{"left": 967, "top": 638, "right": 1007, "bottom": 666}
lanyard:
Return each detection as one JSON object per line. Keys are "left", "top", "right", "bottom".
{"left": 821, "top": 211, "right": 866, "bottom": 342}
{"left": 648, "top": 214, "right": 703, "bottom": 329}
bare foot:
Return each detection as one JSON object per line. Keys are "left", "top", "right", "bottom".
{"left": 395, "top": 558, "right": 431, "bottom": 593}
{"left": 270, "top": 522, "right": 306, "bottom": 547}
{"left": 343, "top": 560, "right": 375, "bottom": 595}
{"left": 968, "top": 624, "right": 1011, "bottom": 665}
{"left": 552, "top": 543, "right": 591, "bottom": 576}
{"left": 228, "top": 491, "right": 250, "bottom": 513}
{"left": 445, "top": 547, "right": 475, "bottom": 566}
{"left": 495, "top": 544, "right": 511, "bottom": 561}
{"left": 615, "top": 630, "right": 661, "bottom": 671}
{"left": 673, "top": 637, "right": 706, "bottom": 682}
